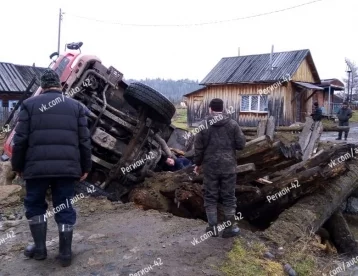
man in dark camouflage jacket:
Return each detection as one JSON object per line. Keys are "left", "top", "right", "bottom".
{"left": 194, "top": 98, "right": 246, "bottom": 238}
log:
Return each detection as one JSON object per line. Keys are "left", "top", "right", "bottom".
{"left": 325, "top": 211, "right": 358, "bottom": 256}
{"left": 263, "top": 159, "right": 358, "bottom": 246}
{"left": 241, "top": 125, "right": 350, "bottom": 133}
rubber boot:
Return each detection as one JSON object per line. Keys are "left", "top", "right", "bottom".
{"left": 58, "top": 224, "right": 73, "bottom": 267}
{"left": 222, "top": 208, "right": 240, "bottom": 238}
{"left": 24, "top": 215, "right": 47, "bottom": 260}
{"left": 205, "top": 209, "right": 218, "bottom": 237}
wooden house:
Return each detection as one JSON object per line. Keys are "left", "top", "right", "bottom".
{"left": 184, "top": 49, "right": 326, "bottom": 127}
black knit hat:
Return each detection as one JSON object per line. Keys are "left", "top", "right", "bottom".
{"left": 40, "top": 69, "right": 61, "bottom": 89}
{"left": 209, "top": 98, "right": 223, "bottom": 112}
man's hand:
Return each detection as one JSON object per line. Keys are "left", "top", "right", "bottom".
{"left": 194, "top": 166, "right": 201, "bottom": 175}
{"left": 80, "top": 172, "right": 88, "bottom": 182}
{"left": 15, "top": 171, "right": 23, "bottom": 178}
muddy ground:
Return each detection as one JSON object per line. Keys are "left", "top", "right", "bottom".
{"left": 0, "top": 198, "right": 238, "bottom": 276}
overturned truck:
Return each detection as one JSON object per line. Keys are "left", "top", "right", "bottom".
{"left": 2, "top": 42, "right": 189, "bottom": 201}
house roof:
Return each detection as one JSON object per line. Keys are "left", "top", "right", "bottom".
{"left": 183, "top": 86, "right": 206, "bottom": 97}
{"left": 0, "top": 62, "right": 46, "bottom": 93}
{"left": 319, "top": 78, "right": 345, "bottom": 90}
{"left": 200, "top": 49, "right": 320, "bottom": 85}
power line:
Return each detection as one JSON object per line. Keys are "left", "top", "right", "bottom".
{"left": 65, "top": 0, "right": 325, "bottom": 27}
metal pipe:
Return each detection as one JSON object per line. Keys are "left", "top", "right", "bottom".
{"left": 90, "top": 84, "right": 109, "bottom": 135}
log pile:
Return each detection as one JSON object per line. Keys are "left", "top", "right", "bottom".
{"left": 129, "top": 117, "right": 358, "bottom": 254}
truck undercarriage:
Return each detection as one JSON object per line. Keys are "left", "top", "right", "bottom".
{"left": 3, "top": 43, "right": 192, "bottom": 201}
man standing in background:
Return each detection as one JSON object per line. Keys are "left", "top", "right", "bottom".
{"left": 11, "top": 69, "right": 92, "bottom": 267}
{"left": 311, "top": 102, "right": 322, "bottom": 122}
{"left": 336, "top": 101, "right": 352, "bottom": 141}
{"left": 194, "top": 98, "right": 246, "bottom": 238}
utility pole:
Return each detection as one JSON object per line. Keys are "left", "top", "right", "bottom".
{"left": 57, "top": 8, "right": 63, "bottom": 54}
{"left": 345, "top": 59, "right": 353, "bottom": 102}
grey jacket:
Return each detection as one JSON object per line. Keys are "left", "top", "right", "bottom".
{"left": 337, "top": 107, "right": 352, "bottom": 122}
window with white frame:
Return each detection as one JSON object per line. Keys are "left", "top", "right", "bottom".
{"left": 241, "top": 95, "right": 268, "bottom": 112}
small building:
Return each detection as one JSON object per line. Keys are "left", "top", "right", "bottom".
{"left": 184, "top": 49, "right": 327, "bottom": 127}
{"left": 316, "top": 79, "right": 345, "bottom": 116}
{"left": 0, "top": 62, "right": 46, "bottom": 109}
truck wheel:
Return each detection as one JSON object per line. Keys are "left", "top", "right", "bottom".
{"left": 124, "top": 82, "right": 175, "bottom": 124}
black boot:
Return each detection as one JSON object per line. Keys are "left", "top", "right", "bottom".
{"left": 205, "top": 210, "right": 219, "bottom": 237}
{"left": 24, "top": 215, "right": 47, "bottom": 260}
{"left": 222, "top": 208, "right": 240, "bottom": 238}
{"left": 58, "top": 224, "right": 73, "bottom": 267}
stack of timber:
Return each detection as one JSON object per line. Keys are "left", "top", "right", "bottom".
{"left": 129, "top": 117, "right": 358, "bottom": 254}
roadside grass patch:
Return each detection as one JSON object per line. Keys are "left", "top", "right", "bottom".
{"left": 221, "top": 239, "right": 284, "bottom": 276}
{"left": 172, "top": 108, "right": 188, "bottom": 129}
{"left": 221, "top": 237, "right": 324, "bottom": 276}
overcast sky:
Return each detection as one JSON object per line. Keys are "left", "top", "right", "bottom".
{"left": 0, "top": 0, "right": 356, "bottom": 82}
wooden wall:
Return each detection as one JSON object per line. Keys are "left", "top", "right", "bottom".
{"left": 186, "top": 82, "right": 294, "bottom": 127}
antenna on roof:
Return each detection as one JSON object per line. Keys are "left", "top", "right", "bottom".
{"left": 270, "top": 45, "right": 274, "bottom": 70}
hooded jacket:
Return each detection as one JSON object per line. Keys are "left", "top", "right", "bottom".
{"left": 194, "top": 113, "right": 246, "bottom": 174}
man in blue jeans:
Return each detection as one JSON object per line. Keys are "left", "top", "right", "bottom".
{"left": 11, "top": 69, "right": 92, "bottom": 267}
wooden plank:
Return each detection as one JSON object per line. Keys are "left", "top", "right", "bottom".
{"left": 257, "top": 119, "right": 267, "bottom": 137}
{"left": 236, "top": 163, "right": 256, "bottom": 174}
{"left": 298, "top": 117, "right": 314, "bottom": 154}
{"left": 302, "top": 121, "right": 323, "bottom": 161}
{"left": 266, "top": 116, "right": 276, "bottom": 140}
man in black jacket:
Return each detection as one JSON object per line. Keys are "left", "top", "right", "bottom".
{"left": 11, "top": 69, "right": 91, "bottom": 267}
{"left": 336, "top": 101, "right": 352, "bottom": 141}
{"left": 311, "top": 102, "right": 322, "bottom": 122}
{"left": 194, "top": 98, "right": 246, "bottom": 238}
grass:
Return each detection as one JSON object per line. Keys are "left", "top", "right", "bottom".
{"left": 350, "top": 110, "right": 358, "bottom": 123}
{"left": 221, "top": 239, "right": 285, "bottom": 276}
{"left": 171, "top": 108, "right": 189, "bottom": 130}
{"left": 221, "top": 237, "right": 321, "bottom": 276}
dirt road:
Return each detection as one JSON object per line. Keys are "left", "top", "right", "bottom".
{"left": 0, "top": 198, "right": 233, "bottom": 276}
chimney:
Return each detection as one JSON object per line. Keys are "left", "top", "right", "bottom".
{"left": 238, "top": 47, "right": 240, "bottom": 56}
{"left": 270, "top": 45, "right": 274, "bottom": 70}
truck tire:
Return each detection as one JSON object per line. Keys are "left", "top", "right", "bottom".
{"left": 124, "top": 82, "right": 175, "bottom": 124}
